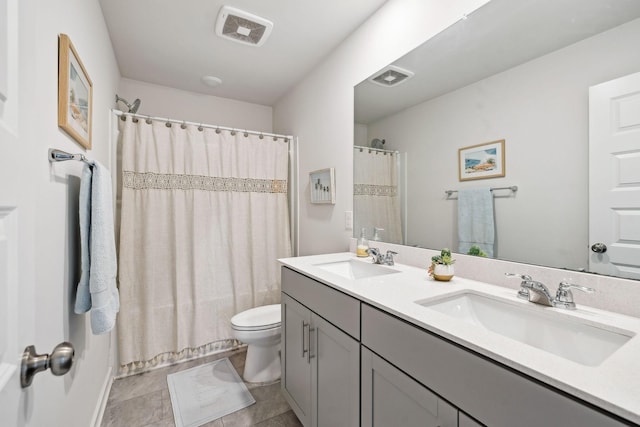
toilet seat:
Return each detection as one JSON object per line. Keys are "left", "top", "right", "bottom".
{"left": 231, "top": 304, "right": 281, "bottom": 331}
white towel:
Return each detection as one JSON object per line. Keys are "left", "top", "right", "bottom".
{"left": 457, "top": 188, "right": 495, "bottom": 258}
{"left": 75, "top": 161, "right": 120, "bottom": 334}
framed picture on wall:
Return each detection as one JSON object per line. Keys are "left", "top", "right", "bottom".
{"left": 458, "top": 139, "right": 505, "bottom": 181}
{"left": 58, "top": 33, "right": 93, "bottom": 149}
{"left": 309, "top": 168, "right": 336, "bottom": 204}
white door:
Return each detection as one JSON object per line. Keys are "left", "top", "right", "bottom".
{"left": 0, "top": 0, "right": 31, "bottom": 423}
{"left": 589, "top": 72, "right": 640, "bottom": 280}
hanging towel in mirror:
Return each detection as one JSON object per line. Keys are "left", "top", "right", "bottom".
{"left": 75, "top": 161, "right": 120, "bottom": 334}
{"left": 457, "top": 188, "right": 495, "bottom": 258}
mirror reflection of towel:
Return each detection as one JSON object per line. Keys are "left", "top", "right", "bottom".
{"left": 458, "top": 188, "right": 495, "bottom": 258}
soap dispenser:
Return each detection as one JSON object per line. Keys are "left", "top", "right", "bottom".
{"left": 356, "top": 228, "right": 369, "bottom": 257}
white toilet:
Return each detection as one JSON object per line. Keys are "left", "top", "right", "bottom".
{"left": 231, "top": 304, "right": 282, "bottom": 383}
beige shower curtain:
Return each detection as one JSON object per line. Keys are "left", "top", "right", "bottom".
{"left": 117, "top": 118, "right": 291, "bottom": 368}
{"left": 353, "top": 148, "right": 403, "bottom": 244}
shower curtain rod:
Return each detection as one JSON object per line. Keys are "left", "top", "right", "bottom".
{"left": 112, "top": 109, "right": 293, "bottom": 142}
{"left": 354, "top": 145, "right": 399, "bottom": 154}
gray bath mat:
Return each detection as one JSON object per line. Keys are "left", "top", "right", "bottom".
{"left": 167, "top": 357, "right": 255, "bottom": 427}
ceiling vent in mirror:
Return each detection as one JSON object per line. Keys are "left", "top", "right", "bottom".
{"left": 369, "top": 65, "right": 414, "bottom": 87}
{"left": 215, "top": 6, "right": 273, "bottom": 47}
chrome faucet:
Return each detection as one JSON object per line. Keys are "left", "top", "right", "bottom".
{"left": 521, "top": 280, "right": 555, "bottom": 306}
{"left": 505, "top": 273, "right": 595, "bottom": 309}
{"left": 506, "top": 273, "right": 554, "bottom": 306}
{"left": 367, "top": 248, "right": 397, "bottom": 266}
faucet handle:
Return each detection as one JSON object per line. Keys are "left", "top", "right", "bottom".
{"left": 505, "top": 273, "right": 533, "bottom": 300}
{"left": 383, "top": 250, "right": 397, "bottom": 265}
{"left": 558, "top": 282, "right": 595, "bottom": 294}
{"left": 553, "top": 282, "right": 595, "bottom": 310}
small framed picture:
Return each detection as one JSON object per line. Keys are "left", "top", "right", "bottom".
{"left": 458, "top": 139, "right": 505, "bottom": 181}
{"left": 310, "top": 168, "right": 336, "bottom": 204}
{"left": 58, "top": 33, "right": 93, "bottom": 149}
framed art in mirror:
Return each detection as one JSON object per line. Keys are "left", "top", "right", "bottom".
{"left": 58, "top": 33, "right": 93, "bottom": 149}
{"left": 310, "top": 168, "right": 336, "bottom": 204}
{"left": 459, "top": 139, "right": 505, "bottom": 181}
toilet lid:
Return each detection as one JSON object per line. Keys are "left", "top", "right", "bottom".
{"left": 231, "top": 304, "right": 281, "bottom": 331}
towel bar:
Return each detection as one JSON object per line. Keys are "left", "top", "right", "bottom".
{"left": 445, "top": 185, "right": 518, "bottom": 196}
{"left": 48, "top": 148, "right": 92, "bottom": 165}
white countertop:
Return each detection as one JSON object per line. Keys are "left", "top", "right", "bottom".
{"left": 279, "top": 252, "right": 640, "bottom": 424}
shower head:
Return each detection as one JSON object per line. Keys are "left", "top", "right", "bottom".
{"left": 129, "top": 98, "right": 141, "bottom": 114}
{"left": 115, "top": 94, "right": 141, "bottom": 114}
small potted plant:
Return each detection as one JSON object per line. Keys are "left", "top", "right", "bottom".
{"left": 428, "top": 248, "right": 455, "bottom": 281}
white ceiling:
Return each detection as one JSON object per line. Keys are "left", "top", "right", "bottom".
{"left": 99, "top": 0, "right": 388, "bottom": 106}
{"left": 355, "top": 0, "right": 640, "bottom": 124}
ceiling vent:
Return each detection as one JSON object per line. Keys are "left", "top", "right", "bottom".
{"left": 215, "top": 6, "right": 273, "bottom": 47}
{"left": 369, "top": 65, "right": 414, "bottom": 87}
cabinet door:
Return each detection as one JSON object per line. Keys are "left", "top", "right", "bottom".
{"left": 459, "top": 412, "right": 484, "bottom": 427}
{"left": 281, "top": 294, "right": 312, "bottom": 426}
{"left": 361, "top": 347, "right": 457, "bottom": 427}
{"left": 311, "top": 313, "right": 360, "bottom": 427}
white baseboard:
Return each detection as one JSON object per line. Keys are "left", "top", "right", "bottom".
{"left": 91, "top": 366, "right": 113, "bottom": 427}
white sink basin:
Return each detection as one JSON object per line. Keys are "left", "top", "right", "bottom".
{"left": 314, "top": 259, "right": 399, "bottom": 280}
{"left": 416, "top": 292, "right": 634, "bottom": 366}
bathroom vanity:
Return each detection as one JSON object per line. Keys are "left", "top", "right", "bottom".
{"left": 279, "top": 253, "right": 640, "bottom": 427}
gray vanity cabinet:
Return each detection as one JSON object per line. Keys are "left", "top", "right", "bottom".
{"left": 282, "top": 294, "right": 312, "bottom": 426}
{"left": 458, "top": 413, "right": 484, "bottom": 427}
{"left": 361, "top": 303, "right": 629, "bottom": 427}
{"left": 362, "top": 346, "right": 458, "bottom": 427}
{"left": 281, "top": 267, "right": 360, "bottom": 427}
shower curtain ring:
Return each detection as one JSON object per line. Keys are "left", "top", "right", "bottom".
{"left": 259, "top": 133, "right": 264, "bottom": 140}
{"left": 180, "top": 122, "right": 187, "bottom": 129}
{"left": 145, "top": 118, "right": 152, "bottom": 124}
{"left": 244, "top": 131, "right": 249, "bottom": 137}
{"left": 215, "top": 127, "right": 221, "bottom": 134}
{"left": 230, "top": 129, "right": 236, "bottom": 136}
{"left": 273, "top": 136, "right": 278, "bottom": 141}
{"left": 197, "top": 124, "right": 204, "bottom": 131}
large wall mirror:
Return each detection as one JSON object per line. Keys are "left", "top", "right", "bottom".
{"left": 354, "top": 0, "right": 640, "bottom": 280}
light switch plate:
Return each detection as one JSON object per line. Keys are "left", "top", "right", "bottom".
{"left": 345, "top": 211, "right": 353, "bottom": 230}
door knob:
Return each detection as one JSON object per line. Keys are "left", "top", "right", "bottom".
{"left": 20, "top": 342, "right": 75, "bottom": 388}
{"left": 590, "top": 243, "right": 607, "bottom": 253}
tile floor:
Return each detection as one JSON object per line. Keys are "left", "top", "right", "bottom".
{"left": 101, "top": 348, "right": 302, "bottom": 427}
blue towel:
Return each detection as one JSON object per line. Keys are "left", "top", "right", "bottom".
{"left": 75, "top": 161, "right": 120, "bottom": 334}
{"left": 457, "top": 188, "right": 495, "bottom": 258}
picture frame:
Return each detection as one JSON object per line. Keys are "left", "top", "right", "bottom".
{"left": 310, "top": 168, "right": 336, "bottom": 204}
{"left": 58, "top": 33, "right": 93, "bottom": 149}
{"left": 458, "top": 139, "right": 505, "bottom": 181}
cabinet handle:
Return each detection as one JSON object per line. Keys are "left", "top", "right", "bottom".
{"left": 302, "top": 322, "right": 310, "bottom": 358}
{"left": 307, "top": 327, "right": 316, "bottom": 364}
